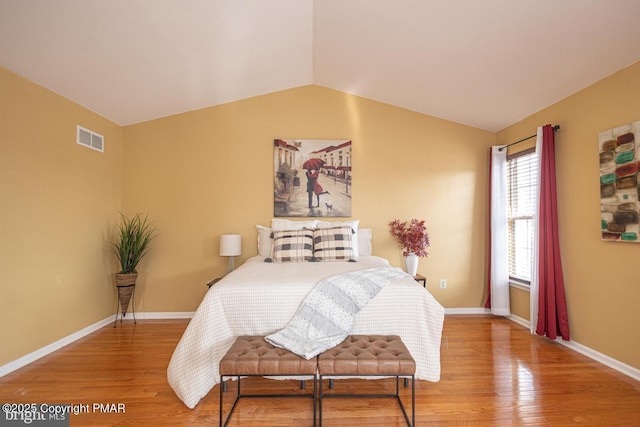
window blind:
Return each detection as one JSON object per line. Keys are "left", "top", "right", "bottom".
{"left": 507, "top": 150, "right": 537, "bottom": 283}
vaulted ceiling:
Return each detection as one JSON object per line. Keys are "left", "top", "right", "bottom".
{"left": 2, "top": 0, "right": 640, "bottom": 132}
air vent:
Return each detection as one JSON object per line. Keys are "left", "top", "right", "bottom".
{"left": 77, "top": 125, "right": 104, "bottom": 152}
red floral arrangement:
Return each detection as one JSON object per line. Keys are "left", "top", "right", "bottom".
{"left": 388, "top": 219, "right": 430, "bottom": 258}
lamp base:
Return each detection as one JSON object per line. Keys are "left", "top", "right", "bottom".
{"left": 227, "top": 256, "right": 235, "bottom": 274}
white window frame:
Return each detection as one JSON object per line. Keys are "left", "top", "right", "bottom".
{"left": 507, "top": 148, "right": 537, "bottom": 289}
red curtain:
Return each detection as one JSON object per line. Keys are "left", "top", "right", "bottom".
{"left": 536, "top": 124, "right": 570, "bottom": 340}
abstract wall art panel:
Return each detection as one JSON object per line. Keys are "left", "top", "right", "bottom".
{"left": 598, "top": 120, "right": 640, "bottom": 242}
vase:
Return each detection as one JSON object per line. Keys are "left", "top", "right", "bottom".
{"left": 404, "top": 253, "right": 419, "bottom": 277}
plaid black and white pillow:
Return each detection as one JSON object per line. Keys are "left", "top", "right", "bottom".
{"left": 312, "top": 226, "right": 355, "bottom": 261}
{"left": 269, "top": 228, "right": 314, "bottom": 262}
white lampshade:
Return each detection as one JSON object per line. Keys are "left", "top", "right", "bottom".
{"left": 219, "top": 234, "right": 242, "bottom": 257}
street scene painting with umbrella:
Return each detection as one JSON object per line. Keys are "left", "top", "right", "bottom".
{"left": 274, "top": 139, "right": 352, "bottom": 217}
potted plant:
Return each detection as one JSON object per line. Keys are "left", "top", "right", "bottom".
{"left": 388, "top": 218, "right": 430, "bottom": 276}
{"left": 111, "top": 212, "right": 157, "bottom": 320}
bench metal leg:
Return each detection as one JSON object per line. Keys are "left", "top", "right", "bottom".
{"left": 313, "top": 376, "right": 317, "bottom": 427}
{"left": 220, "top": 375, "right": 316, "bottom": 427}
{"left": 319, "top": 375, "right": 323, "bottom": 427}
{"left": 220, "top": 375, "right": 241, "bottom": 427}
{"left": 318, "top": 375, "right": 414, "bottom": 427}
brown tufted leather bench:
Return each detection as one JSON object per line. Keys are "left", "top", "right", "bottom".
{"left": 219, "top": 336, "right": 318, "bottom": 426}
{"left": 317, "top": 335, "right": 416, "bottom": 426}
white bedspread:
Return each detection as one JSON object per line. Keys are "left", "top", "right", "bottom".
{"left": 167, "top": 256, "right": 445, "bottom": 409}
{"left": 266, "top": 267, "right": 410, "bottom": 359}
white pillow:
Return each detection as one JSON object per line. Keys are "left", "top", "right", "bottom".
{"left": 316, "top": 220, "right": 360, "bottom": 257}
{"left": 358, "top": 228, "right": 372, "bottom": 256}
{"left": 256, "top": 225, "right": 272, "bottom": 257}
{"left": 271, "top": 219, "right": 318, "bottom": 231}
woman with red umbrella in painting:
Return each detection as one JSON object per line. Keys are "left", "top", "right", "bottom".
{"left": 303, "top": 158, "right": 329, "bottom": 209}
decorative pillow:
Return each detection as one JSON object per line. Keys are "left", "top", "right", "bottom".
{"left": 358, "top": 228, "right": 373, "bottom": 256}
{"left": 316, "top": 220, "right": 360, "bottom": 257}
{"left": 256, "top": 225, "right": 272, "bottom": 257}
{"left": 269, "top": 228, "right": 314, "bottom": 262}
{"left": 271, "top": 219, "right": 318, "bottom": 231}
{"left": 312, "top": 226, "right": 355, "bottom": 262}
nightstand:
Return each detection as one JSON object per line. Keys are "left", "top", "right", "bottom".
{"left": 206, "top": 277, "right": 222, "bottom": 289}
{"left": 414, "top": 274, "right": 426, "bottom": 287}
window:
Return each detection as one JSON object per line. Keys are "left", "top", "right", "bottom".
{"left": 507, "top": 149, "right": 537, "bottom": 285}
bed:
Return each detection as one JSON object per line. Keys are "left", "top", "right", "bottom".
{"left": 167, "top": 223, "right": 445, "bottom": 409}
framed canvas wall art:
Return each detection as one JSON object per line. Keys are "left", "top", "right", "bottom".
{"left": 274, "top": 139, "right": 352, "bottom": 217}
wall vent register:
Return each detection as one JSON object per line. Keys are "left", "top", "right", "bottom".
{"left": 77, "top": 125, "right": 104, "bottom": 152}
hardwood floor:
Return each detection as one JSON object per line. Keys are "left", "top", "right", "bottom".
{"left": 1, "top": 315, "right": 639, "bottom": 426}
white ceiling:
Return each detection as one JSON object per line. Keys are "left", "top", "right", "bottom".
{"left": 1, "top": 0, "right": 640, "bottom": 132}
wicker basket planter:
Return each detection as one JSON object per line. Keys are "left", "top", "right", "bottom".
{"left": 115, "top": 272, "right": 137, "bottom": 317}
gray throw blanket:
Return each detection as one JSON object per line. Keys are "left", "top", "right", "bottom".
{"left": 265, "top": 267, "right": 410, "bottom": 359}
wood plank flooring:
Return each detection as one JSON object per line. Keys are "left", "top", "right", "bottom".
{"left": 1, "top": 315, "right": 639, "bottom": 426}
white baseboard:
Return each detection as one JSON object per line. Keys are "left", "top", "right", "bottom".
{"left": 554, "top": 337, "right": 640, "bottom": 382}
{"left": 507, "top": 313, "right": 530, "bottom": 328}
{"left": 0, "top": 312, "right": 195, "bottom": 378}
{"left": 446, "top": 309, "right": 639, "bottom": 382}
{"left": 0, "top": 315, "right": 114, "bottom": 377}
{"left": 118, "top": 311, "right": 195, "bottom": 320}
{"left": 4, "top": 310, "right": 638, "bottom": 384}
{"left": 444, "top": 307, "right": 491, "bottom": 315}
{"left": 503, "top": 314, "right": 640, "bottom": 382}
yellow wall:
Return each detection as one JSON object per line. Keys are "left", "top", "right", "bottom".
{"left": 7, "top": 59, "right": 639, "bottom": 373}
{"left": 122, "top": 85, "right": 495, "bottom": 312}
{"left": 0, "top": 68, "right": 122, "bottom": 366}
{"left": 499, "top": 61, "right": 640, "bottom": 369}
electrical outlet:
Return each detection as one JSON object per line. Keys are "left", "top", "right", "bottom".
{"left": 439, "top": 279, "right": 447, "bottom": 289}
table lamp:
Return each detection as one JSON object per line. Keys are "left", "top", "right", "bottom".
{"left": 220, "top": 234, "right": 242, "bottom": 273}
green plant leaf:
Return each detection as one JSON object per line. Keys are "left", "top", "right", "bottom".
{"left": 110, "top": 212, "right": 158, "bottom": 274}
